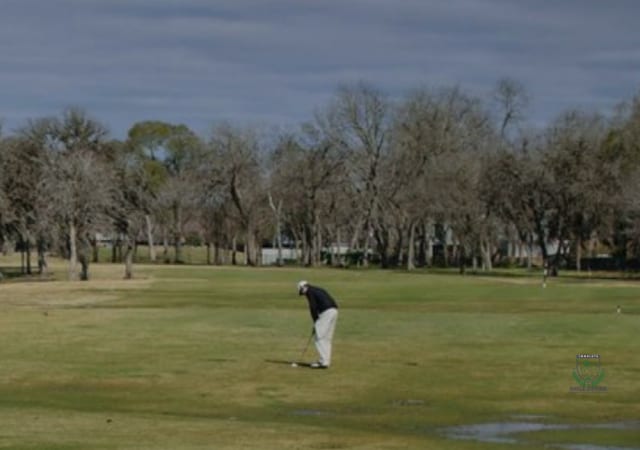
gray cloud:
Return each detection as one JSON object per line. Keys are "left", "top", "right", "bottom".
{"left": 0, "top": 0, "right": 638, "bottom": 138}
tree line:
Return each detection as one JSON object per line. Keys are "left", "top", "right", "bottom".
{"left": 1, "top": 79, "right": 640, "bottom": 280}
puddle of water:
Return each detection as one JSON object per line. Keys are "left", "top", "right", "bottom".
{"left": 445, "top": 422, "right": 569, "bottom": 444}
{"left": 442, "top": 420, "right": 640, "bottom": 450}
{"left": 559, "top": 445, "right": 638, "bottom": 450}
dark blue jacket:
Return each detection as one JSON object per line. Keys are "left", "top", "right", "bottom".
{"left": 304, "top": 285, "right": 338, "bottom": 322}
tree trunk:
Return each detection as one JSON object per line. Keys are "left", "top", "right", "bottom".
{"left": 268, "top": 193, "right": 283, "bottom": 266}
{"left": 363, "top": 226, "right": 371, "bottom": 268}
{"left": 117, "top": 237, "right": 123, "bottom": 263}
{"left": 425, "top": 225, "right": 433, "bottom": 267}
{"left": 231, "top": 236, "right": 237, "bottom": 265}
{"left": 69, "top": 221, "right": 78, "bottom": 281}
{"left": 277, "top": 230, "right": 283, "bottom": 267}
{"left": 333, "top": 228, "right": 342, "bottom": 267}
{"left": 443, "top": 244, "right": 449, "bottom": 268}
{"left": 212, "top": 242, "right": 219, "bottom": 265}
{"left": 526, "top": 236, "right": 533, "bottom": 270}
{"left": 426, "top": 237, "right": 433, "bottom": 267}
{"left": 349, "top": 221, "right": 362, "bottom": 253}
{"left": 173, "top": 203, "right": 183, "bottom": 264}
{"left": 534, "top": 216, "right": 549, "bottom": 265}
{"left": 576, "top": 237, "right": 582, "bottom": 272}
{"left": 92, "top": 233, "right": 99, "bottom": 263}
{"left": 37, "top": 237, "right": 48, "bottom": 276}
{"left": 162, "top": 228, "right": 170, "bottom": 263}
{"left": 589, "top": 235, "right": 597, "bottom": 258}
{"left": 309, "top": 220, "right": 317, "bottom": 266}
{"left": 395, "top": 226, "right": 404, "bottom": 267}
{"left": 316, "top": 216, "right": 323, "bottom": 265}
{"left": 124, "top": 237, "right": 134, "bottom": 279}
{"left": 246, "top": 231, "right": 257, "bottom": 266}
{"left": 374, "top": 226, "right": 390, "bottom": 269}
{"left": 79, "top": 255, "right": 89, "bottom": 281}
{"left": 145, "top": 214, "right": 156, "bottom": 262}
{"left": 587, "top": 235, "right": 596, "bottom": 272}
{"left": 407, "top": 222, "right": 416, "bottom": 271}
{"left": 301, "top": 229, "right": 310, "bottom": 266}
{"left": 79, "top": 238, "right": 90, "bottom": 281}
{"left": 174, "top": 234, "right": 183, "bottom": 263}
{"left": 482, "top": 239, "right": 492, "bottom": 271}
{"left": 254, "top": 234, "right": 261, "bottom": 266}
{"left": 255, "top": 232, "right": 261, "bottom": 266}
{"left": 206, "top": 242, "right": 213, "bottom": 265}
{"left": 26, "top": 236, "right": 32, "bottom": 275}
{"left": 20, "top": 238, "right": 25, "bottom": 274}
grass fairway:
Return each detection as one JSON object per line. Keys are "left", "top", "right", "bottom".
{"left": 0, "top": 259, "right": 639, "bottom": 449}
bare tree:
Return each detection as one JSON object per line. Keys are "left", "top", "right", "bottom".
{"left": 320, "top": 82, "right": 391, "bottom": 266}
{"left": 394, "top": 86, "right": 497, "bottom": 271}
{"left": 0, "top": 133, "right": 50, "bottom": 275}
{"left": 49, "top": 107, "right": 109, "bottom": 153}
{"left": 209, "top": 124, "right": 266, "bottom": 266}
{"left": 542, "top": 110, "right": 620, "bottom": 270}
{"left": 40, "top": 150, "right": 116, "bottom": 280}
{"left": 0, "top": 137, "right": 13, "bottom": 257}
{"left": 108, "top": 139, "right": 150, "bottom": 278}
{"left": 268, "top": 129, "right": 346, "bottom": 266}
{"left": 493, "top": 77, "right": 530, "bottom": 139}
{"left": 163, "top": 125, "right": 204, "bottom": 263}
{"left": 126, "top": 121, "right": 180, "bottom": 262}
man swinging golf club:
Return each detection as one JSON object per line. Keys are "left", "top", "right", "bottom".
{"left": 297, "top": 280, "right": 339, "bottom": 369}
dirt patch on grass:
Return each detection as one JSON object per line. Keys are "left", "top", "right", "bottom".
{"left": 0, "top": 278, "right": 152, "bottom": 309}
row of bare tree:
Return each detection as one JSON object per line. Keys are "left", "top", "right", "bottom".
{"left": 1, "top": 79, "right": 640, "bottom": 280}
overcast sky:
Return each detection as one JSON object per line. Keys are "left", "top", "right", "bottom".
{"left": 1, "top": 0, "right": 638, "bottom": 139}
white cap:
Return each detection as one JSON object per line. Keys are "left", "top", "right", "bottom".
{"left": 297, "top": 280, "right": 308, "bottom": 293}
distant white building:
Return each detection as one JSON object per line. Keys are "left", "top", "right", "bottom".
{"left": 261, "top": 245, "right": 350, "bottom": 265}
{"left": 261, "top": 248, "right": 300, "bottom": 265}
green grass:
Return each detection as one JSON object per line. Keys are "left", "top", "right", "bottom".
{"left": 0, "top": 257, "right": 638, "bottom": 449}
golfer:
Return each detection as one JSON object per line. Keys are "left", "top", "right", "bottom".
{"left": 297, "top": 281, "right": 339, "bottom": 369}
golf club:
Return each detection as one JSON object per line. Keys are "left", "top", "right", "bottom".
{"left": 291, "top": 329, "right": 314, "bottom": 367}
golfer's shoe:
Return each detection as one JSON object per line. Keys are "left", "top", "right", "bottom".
{"left": 310, "top": 362, "right": 329, "bottom": 369}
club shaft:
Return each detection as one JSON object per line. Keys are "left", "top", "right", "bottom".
{"left": 300, "top": 331, "right": 313, "bottom": 359}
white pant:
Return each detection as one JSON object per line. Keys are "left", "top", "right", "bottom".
{"left": 314, "top": 308, "right": 338, "bottom": 366}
